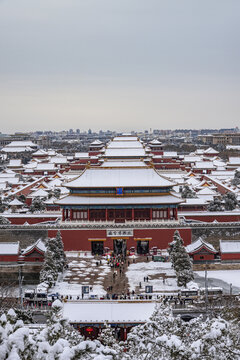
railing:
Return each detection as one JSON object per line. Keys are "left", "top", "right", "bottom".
{"left": 0, "top": 220, "right": 240, "bottom": 230}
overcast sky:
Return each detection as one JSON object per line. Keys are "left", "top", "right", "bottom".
{"left": 0, "top": 0, "right": 239, "bottom": 133}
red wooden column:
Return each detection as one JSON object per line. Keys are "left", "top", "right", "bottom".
{"left": 87, "top": 209, "right": 90, "bottom": 221}
{"left": 132, "top": 208, "right": 134, "bottom": 221}
{"left": 150, "top": 208, "right": 153, "bottom": 220}
{"left": 175, "top": 207, "right": 178, "bottom": 220}
{"left": 167, "top": 208, "right": 170, "bottom": 220}
{"left": 62, "top": 209, "right": 65, "bottom": 222}
{"left": 123, "top": 327, "right": 127, "bottom": 341}
{"left": 70, "top": 209, "right": 73, "bottom": 221}
{"left": 105, "top": 209, "right": 108, "bottom": 221}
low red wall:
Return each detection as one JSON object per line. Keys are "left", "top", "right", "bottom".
{"left": 0, "top": 255, "right": 19, "bottom": 262}
{"left": 48, "top": 227, "right": 192, "bottom": 251}
{"left": 6, "top": 216, "right": 60, "bottom": 225}
{"left": 193, "top": 254, "right": 215, "bottom": 261}
{"left": 183, "top": 214, "right": 240, "bottom": 222}
{"left": 221, "top": 253, "right": 240, "bottom": 261}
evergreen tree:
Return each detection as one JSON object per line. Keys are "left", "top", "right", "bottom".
{"left": 18, "top": 194, "right": 26, "bottom": 204}
{"left": 232, "top": 170, "right": 240, "bottom": 186}
{"left": 0, "top": 309, "right": 33, "bottom": 360}
{"left": 55, "top": 231, "right": 67, "bottom": 271}
{"left": 223, "top": 192, "right": 238, "bottom": 211}
{"left": 30, "top": 196, "right": 46, "bottom": 212}
{"left": 181, "top": 185, "right": 197, "bottom": 199}
{"left": 208, "top": 197, "right": 223, "bottom": 211}
{"left": 40, "top": 247, "right": 58, "bottom": 287}
{"left": 168, "top": 231, "right": 194, "bottom": 287}
{"left": 97, "top": 323, "right": 124, "bottom": 359}
{"left": 0, "top": 216, "right": 10, "bottom": 225}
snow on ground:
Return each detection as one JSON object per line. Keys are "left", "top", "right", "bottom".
{"left": 126, "top": 261, "right": 179, "bottom": 293}
{"left": 51, "top": 281, "right": 106, "bottom": 299}
{"left": 50, "top": 254, "right": 111, "bottom": 298}
{"left": 65, "top": 251, "right": 93, "bottom": 258}
{"left": 195, "top": 270, "right": 240, "bottom": 289}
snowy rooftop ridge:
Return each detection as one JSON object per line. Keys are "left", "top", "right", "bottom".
{"left": 63, "top": 301, "right": 156, "bottom": 323}
{"left": 65, "top": 167, "right": 175, "bottom": 188}
{"left": 186, "top": 238, "right": 217, "bottom": 254}
{"left": 220, "top": 240, "right": 240, "bottom": 253}
{"left": 0, "top": 242, "right": 19, "bottom": 255}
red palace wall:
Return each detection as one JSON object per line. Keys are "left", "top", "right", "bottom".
{"left": 6, "top": 215, "right": 60, "bottom": 225}
{"left": 183, "top": 214, "right": 240, "bottom": 223}
{"left": 0, "top": 255, "right": 19, "bottom": 262}
{"left": 192, "top": 254, "right": 215, "bottom": 261}
{"left": 48, "top": 227, "right": 192, "bottom": 251}
{"left": 221, "top": 253, "right": 240, "bottom": 261}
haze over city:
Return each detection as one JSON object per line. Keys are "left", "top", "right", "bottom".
{"left": 0, "top": 0, "right": 240, "bottom": 132}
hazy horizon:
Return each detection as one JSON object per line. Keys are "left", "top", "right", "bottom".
{"left": 0, "top": 0, "right": 239, "bottom": 133}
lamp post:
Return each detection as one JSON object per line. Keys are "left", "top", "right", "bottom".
{"left": 18, "top": 265, "right": 24, "bottom": 309}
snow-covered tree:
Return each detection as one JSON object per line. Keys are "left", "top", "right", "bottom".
{"left": 40, "top": 233, "right": 67, "bottom": 287}
{"left": 181, "top": 185, "right": 197, "bottom": 199}
{"left": 126, "top": 304, "right": 240, "bottom": 360}
{"left": 232, "top": 170, "right": 240, "bottom": 186}
{"left": 0, "top": 309, "right": 34, "bottom": 360}
{"left": 168, "top": 231, "right": 194, "bottom": 287}
{"left": 40, "top": 246, "right": 58, "bottom": 287}
{"left": 55, "top": 231, "right": 67, "bottom": 272}
{"left": 97, "top": 323, "right": 124, "bottom": 359}
{"left": 208, "top": 197, "right": 223, "bottom": 212}
{"left": 48, "top": 188, "right": 61, "bottom": 199}
{"left": 0, "top": 199, "right": 7, "bottom": 213}
{"left": 30, "top": 197, "right": 46, "bottom": 212}
{"left": 0, "top": 216, "right": 10, "bottom": 225}
{"left": 18, "top": 194, "right": 26, "bottom": 204}
{"left": 223, "top": 192, "right": 238, "bottom": 211}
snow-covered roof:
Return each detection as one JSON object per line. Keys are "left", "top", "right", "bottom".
{"left": 113, "top": 136, "right": 138, "bottom": 141}
{"left": 220, "top": 240, "right": 240, "bottom": 254}
{"left": 90, "top": 140, "right": 103, "bottom": 145}
{"left": 22, "top": 239, "right": 46, "bottom": 255}
{"left": 149, "top": 139, "right": 162, "bottom": 145}
{"left": 186, "top": 177, "right": 201, "bottom": 187}
{"left": 74, "top": 152, "right": 90, "bottom": 159}
{"left": 5, "top": 141, "right": 37, "bottom": 148}
{"left": 162, "top": 152, "right": 178, "bottom": 157}
{"left": 65, "top": 168, "right": 174, "bottom": 188}
{"left": 32, "top": 149, "right": 48, "bottom": 156}
{"left": 57, "top": 193, "right": 183, "bottom": 206}
{"left": 186, "top": 238, "right": 217, "bottom": 254}
{"left": 47, "top": 178, "right": 62, "bottom": 188}
{"left": 197, "top": 187, "right": 217, "bottom": 196}
{"left": 29, "top": 188, "right": 49, "bottom": 198}
{"left": 0, "top": 242, "right": 19, "bottom": 255}
{"left": 183, "top": 156, "right": 202, "bottom": 163}
{"left": 2, "top": 146, "right": 35, "bottom": 153}
{"left": 204, "top": 147, "right": 219, "bottom": 154}
{"left": 181, "top": 198, "right": 208, "bottom": 206}
{"left": 108, "top": 140, "right": 143, "bottom": 149}
{"left": 104, "top": 148, "right": 146, "bottom": 158}
{"left": 50, "top": 156, "right": 68, "bottom": 164}
{"left": 100, "top": 160, "right": 148, "bottom": 168}
{"left": 228, "top": 157, "right": 240, "bottom": 165}
{"left": 8, "top": 159, "right": 22, "bottom": 167}
{"left": 195, "top": 149, "right": 205, "bottom": 155}
{"left": 63, "top": 301, "right": 155, "bottom": 323}
{"left": 194, "top": 162, "right": 216, "bottom": 169}
{"left": 8, "top": 198, "right": 23, "bottom": 206}
{"left": 35, "top": 163, "right": 56, "bottom": 171}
